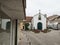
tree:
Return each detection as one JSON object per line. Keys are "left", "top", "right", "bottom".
{"left": 25, "top": 23, "right": 29, "bottom": 30}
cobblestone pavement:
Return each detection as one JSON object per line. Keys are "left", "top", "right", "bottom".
{"left": 18, "top": 30, "right": 60, "bottom": 45}
{"left": 0, "top": 30, "right": 10, "bottom": 45}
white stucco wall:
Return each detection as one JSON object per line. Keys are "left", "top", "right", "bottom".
{"left": 28, "top": 22, "right": 31, "bottom": 30}
{"left": 48, "top": 21, "right": 59, "bottom": 29}
{"left": 1, "top": 19, "right": 10, "bottom": 30}
{"left": 31, "top": 14, "right": 46, "bottom": 30}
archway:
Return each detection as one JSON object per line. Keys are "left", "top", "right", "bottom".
{"left": 37, "top": 22, "right": 42, "bottom": 30}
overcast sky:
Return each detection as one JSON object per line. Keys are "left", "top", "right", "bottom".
{"left": 26, "top": 0, "right": 60, "bottom": 17}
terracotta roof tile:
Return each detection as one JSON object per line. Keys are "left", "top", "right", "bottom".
{"left": 47, "top": 15, "right": 58, "bottom": 20}
{"left": 26, "top": 16, "right": 33, "bottom": 22}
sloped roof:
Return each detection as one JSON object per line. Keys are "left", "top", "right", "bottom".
{"left": 51, "top": 16, "right": 60, "bottom": 21}
{"left": 47, "top": 15, "right": 59, "bottom": 21}
{"left": 33, "top": 13, "right": 47, "bottom": 18}
{"left": 26, "top": 16, "right": 33, "bottom": 22}
{"left": 47, "top": 15, "right": 60, "bottom": 23}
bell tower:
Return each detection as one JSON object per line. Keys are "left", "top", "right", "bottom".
{"left": 38, "top": 10, "right": 41, "bottom": 20}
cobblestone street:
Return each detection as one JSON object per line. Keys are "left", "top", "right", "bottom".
{"left": 18, "top": 30, "right": 60, "bottom": 45}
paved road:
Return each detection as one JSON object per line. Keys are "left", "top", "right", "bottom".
{"left": 0, "top": 32, "right": 10, "bottom": 45}
{"left": 18, "top": 30, "right": 60, "bottom": 45}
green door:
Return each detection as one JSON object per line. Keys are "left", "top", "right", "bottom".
{"left": 37, "top": 22, "right": 42, "bottom": 30}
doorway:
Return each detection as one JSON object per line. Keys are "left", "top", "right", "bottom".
{"left": 37, "top": 22, "right": 42, "bottom": 30}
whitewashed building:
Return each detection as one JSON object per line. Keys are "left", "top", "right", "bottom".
{"left": 31, "top": 11, "right": 47, "bottom": 30}
{"left": 47, "top": 15, "right": 60, "bottom": 29}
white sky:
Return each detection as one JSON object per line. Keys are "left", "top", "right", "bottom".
{"left": 26, "top": 0, "right": 60, "bottom": 17}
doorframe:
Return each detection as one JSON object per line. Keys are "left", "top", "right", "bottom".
{"left": 10, "top": 19, "right": 18, "bottom": 45}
